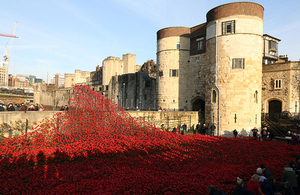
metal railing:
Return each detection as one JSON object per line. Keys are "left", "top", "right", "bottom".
{"left": 262, "top": 113, "right": 287, "bottom": 137}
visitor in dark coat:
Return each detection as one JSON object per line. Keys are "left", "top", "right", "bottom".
{"left": 19, "top": 103, "right": 27, "bottom": 112}
{"left": 172, "top": 127, "right": 177, "bottom": 133}
{"left": 261, "top": 127, "right": 268, "bottom": 141}
{"left": 206, "top": 185, "right": 227, "bottom": 195}
{"left": 0, "top": 103, "right": 4, "bottom": 111}
{"left": 196, "top": 122, "right": 201, "bottom": 134}
{"left": 182, "top": 123, "right": 187, "bottom": 135}
{"left": 277, "top": 181, "right": 295, "bottom": 195}
{"left": 281, "top": 164, "right": 298, "bottom": 195}
{"left": 233, "top": 177, "right": 254, "bottom": 195}
{"left": 260, "top": 164, "right": 273, "bottom": 178}
{"left": 34, "top": 103, "right": 39, "bottom": 111}
{"left": 291, "top": 133, "right": 298, "bottom": 145}
{"left": 201, "top": 124, "right": 207, "bottom": 135}
{"left": 233, "top": 129, "right": 238, "bottom": 138}
{"left": 295, "top": 159, "right": 300, "bottom": 190}
{"left": 7, "top": 103, "right": 15, "bottom": 111}
{"left": 261, "top": 177, "right": 277, "bottom": 195}
{"left": 252, "top": 127, "right": 258, "bottom": 138}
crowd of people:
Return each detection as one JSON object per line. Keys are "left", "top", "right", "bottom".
{"left": 0, "top": 103, "right": 68, "bottom": 112}
{"left": 208, "top": 157, "right": 300, "bottom": 195}
{"left": 171, "top": 122, "right": 217, "bottom": 136}
{"left": 168, "top": 123, "right": 300, "bottom": 146}
{"left": 250, "top": 127, "right": 300, "bottom": 145}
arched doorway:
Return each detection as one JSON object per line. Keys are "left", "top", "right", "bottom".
{"left": 192, "top": 98, "right": 205, "bottom": 123}
{"left": 268, "top": 100, "right": 282, "bottom": 119}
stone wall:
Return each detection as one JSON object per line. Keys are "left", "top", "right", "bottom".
{"left": 34, "top": 86, "right": 73, "bottom": 108}
{"left": 102, "top": 54, "right": 136, "bottom": 86}
{"left": 64, "top": 73, "right": 75, "bottom": 88}
{"left": 108, "top": 72, "right": 156, "bottom": 110}
{"left": 156, "top": 30, "right": 190, "bottom": 111}
{"left": 204, "top": 11, "right": 263, "bottom": 135}
{"left": 128, "top": 111, "right": 198, "bottom": 130}
{"left": 0, "top": 96, "right": 33, "bottom": 104}
{"left": 0, "top": 111, "right": 60, "bottom": 126}
{"left": 262, "top": 61, "right": 300, "bottom": 113}
{"left": 0, "top": 111, "right": 198, "bottom": 135}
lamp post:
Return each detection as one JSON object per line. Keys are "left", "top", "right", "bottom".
{"left": 122, "top": 83, "right": 125, "bottom": 108}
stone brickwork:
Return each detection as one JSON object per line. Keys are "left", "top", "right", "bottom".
{"left": 157, "top": 28, "right": 190, "bottom": 111}
{"left": 102, "top": 54, "right": 136, "bottom": 86}
{"left": 262, "top": 61, "right": 300, "bottom": 113}
{"left": 206, "top": 2, "right": 264, "bottom": 23}
{"left": 156, "top": 2, "right": 264, "bottom": 135}
{"left": 0, "top": 111, "right": 61, "bottom": 127}
{"left": 108, "top": 72, "right": 156, "bottom": 110}
{"left": 64, "top": 73, "right": 75, "bottom": 88}
{"left": 64, "top": 70, "right": 91, "bottom": 88}
{"left": 34, "top": 83, "right": 73, "bottom": 108}
{"left": 188, "top": 53, "right": 207, "bottom": 110}
{"left": 128, "top": 111, "right": 198, "bottom": 130}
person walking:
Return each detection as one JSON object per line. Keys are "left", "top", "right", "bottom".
{"left": 196, "top": 122, "right": 202, "bottom": 134}
{"left": 182, "top": 123, "right": 187, "bottom": 135}
{"left": 172, "top": 126, "right": 178, "bottom": 133}
{"left": 210, "top": 123, "right": 216, "bottom": 136}
{"left": 252, "top": 127, "right": 258, "bottom": 138}
{"left": 291, "top": 133, "right": 298, "bottom": 145}
{"left": 233, "top": 129, "right": 238, "bottom": 138}
{"left": 261, "top": 127, "right": 268, "bottom": 141}
{"left": 201, "top": 124, "right": 207, "bottom": 135}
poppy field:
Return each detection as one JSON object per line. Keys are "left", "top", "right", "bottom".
{"left": 0, "top": 85, "right": 299, "bottom": 194}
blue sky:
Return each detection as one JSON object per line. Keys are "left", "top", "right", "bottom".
{"left": 0, "top": 0, "right": 299, "bottom": 81}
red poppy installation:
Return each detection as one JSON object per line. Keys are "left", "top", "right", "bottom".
{"left": 0, "top": 85, "right": 299, "bottom": 194}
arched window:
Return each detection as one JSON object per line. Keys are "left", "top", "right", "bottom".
{"left": 212, "top": 90, "right": 217, "bottom": 103}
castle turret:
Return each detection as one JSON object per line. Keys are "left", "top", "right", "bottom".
{"left": 205, "top": 2, "right": 264, "bottom": 134}
{"left": 156, "top": 27, "right": 190, "bottom": 110}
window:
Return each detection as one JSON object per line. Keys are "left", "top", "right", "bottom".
{"left": 195, "top": 57, "right": 200, "bottom": 61}
{"left": 169, "top": 69, "right": 178, "bottom": 77}
{"left": 145, "top": 80, "right": 150, "bottom": 88}
{"left": 176, "top": 42, "right": 181, "bottom": 50}
{"left": 196, "top": 37, "right": 204, "bottom": 50}
{"left": 254, "top": 91, "right": 258, "bottom": 103}
{"left": 212, "top": 90, "right": 216, "bottom": 103}
{"left": 232, "top": 58, "right": 245, "bottom": 69}
{"left": 106, "top": 85, "right": 108, "bottom": 90}
{"left": 274, "top": 79, "right": 282, "bottom": 89}
{"left": 269, "top": 40, "right": 278, "bottom": 52}
{"left": 222, "top": 20, "right": 235, "bottom": 35}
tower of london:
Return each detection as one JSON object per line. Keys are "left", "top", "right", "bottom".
{"left": 34, "top": 2, "right": 300, "bottom": 136}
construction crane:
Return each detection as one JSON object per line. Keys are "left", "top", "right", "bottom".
{"left": 0, "top": 22, "right": 18, "bottom": 86}
{"left": 0, "top": 32, "right": 18, "bottom": 38}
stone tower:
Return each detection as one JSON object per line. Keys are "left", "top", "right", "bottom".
{"left": 156, "top": 27, "right": 190, "bottom": 110}
{"left": 205, "top": 2, "right": 264, "bottom": 134}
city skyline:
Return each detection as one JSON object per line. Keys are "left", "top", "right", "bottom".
{"left": 1, "top": 0, "right": 299, "bottom": 81}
